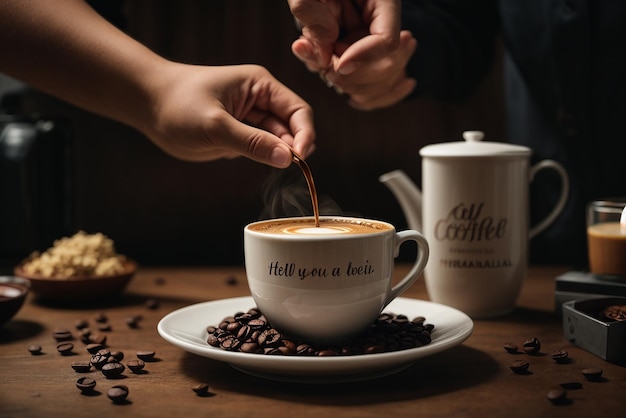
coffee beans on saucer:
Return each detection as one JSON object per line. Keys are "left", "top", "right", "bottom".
{"left": 206, "top": 307, "right": 435, "bottom": 356}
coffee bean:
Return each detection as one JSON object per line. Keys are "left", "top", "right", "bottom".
{"left": 74, "top": 319, "right": 89, "bottom": 330}
{"left": 547, "top": 387, "right": 568, "bottom": 403}
{"left": 560, "top": 382, "right": 583, "bottom": 390}
{"left": 70, "top": 361, "right": 92, "bottom": 372}
{"left": 136, "top": 350, "right": 156, "bottom": 361}
{"left": 106, "top": 356, "right": 119, "bottom": 364}
{"left": 86, "top": 343, "right": 105, "bottom": 354}
{"left": 27, "top": 345, "right": 42, "bottom": 355}
{"left": 503, "top": 342, "right": 518, "bottom": 353}
{"left": 258, "top": 329, "right": 281, "bottom": 347}
{"left": 522, "top": 337, "right": 541, "bottom": 354}
{"left": 126, "top": 316, "right": 140, "bottom": 328}
{"left": 192, "top": 383, "right": 210, "bottom": 396}
{"left": 94, "top": 312, "right": 108, "bottom": 323}
{"left": 90, "top": 351, "right": 110, "bottom": 369}
{"left": 110, "top": 351, "right": 124, "bottom": 361}
{"left": 89, "top": 334, "right": 107, "bottom": 345}
{"left": 127, "top": 359, "right": 145, "bottom": 372}
{"left": 101, "top": 362, "right": 125, "bottom": 378}
{"left": 107, "top": 385, "right": 129, "bottom": 403}
{"left": 145, "top": 298, "right": 159, "bottom": 310}
{"left": 76, "top": 377, "right": 96, "bottom": 393}
{"left": 509, "top": 359, "right": 530, "bottom": 374}
{"left": 52, "top": 329, "right": 73, "bottom": 341}
{"left": 582, "top": 367, "right": 603, "bottom": 381}
{"left": 56, "top": 342, "right": 74, "bottom": 355}
{"left": 551, "top": 349, "right": 569, "bottom": 363}
{"left": 97, "top": 323, "right": 112, "bottom": 332}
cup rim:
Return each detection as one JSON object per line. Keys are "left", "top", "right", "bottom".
{"left": 244, "top": 216, "right": 396, "bottom": 238}
{"left": 588, "top": 198, "right": 626, "bottom": 214}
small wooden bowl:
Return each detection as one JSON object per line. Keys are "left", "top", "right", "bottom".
{"left": 14, "top": 259, "right": 137, "bottom": 301}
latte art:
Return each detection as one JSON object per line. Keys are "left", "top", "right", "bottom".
{"left": 248, "top": 218, "right": 392, "bottom": 235}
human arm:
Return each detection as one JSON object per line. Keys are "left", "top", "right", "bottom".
{"left": 0, "top": 0, "right": 315, "bottom": 167}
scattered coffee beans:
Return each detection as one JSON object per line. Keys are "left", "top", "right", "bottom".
{"left": 110, "top": 351, "right": 124, "bottom": 362}
{"left": 74, "top": 319, "right": 89, "bottom": 330}
{"left": 522, "top": 337, "right": 541, "bottom": 354}
{"left": 70, "top": 361, "right": 92, "bottom": 373}
{"left": 547, "top": 387, "right": 568, "bottom": 403}
{"left": 76, "top": 377, "right": 96, "bottom": 393}
{"left": 86, "top": 343, "right": 105, "bottom": 354}
{"left": 27, "top": 345, "right": 42, "bottom": 355}
{"left": 551, "top": 349, "right": 569, "bottom": 363}
{"left": 509, "top": 359, "right": 530, "bottom": 374}
{"left": 206, "top": 308, "right": 434, "bottom": 356}
{"left": 503, "top": 342, "right": 518, "bottom": 353}
{"left": 90, "top": 349, "right": 111, "bottom": 369}
{"left": 52, "top": 329, "right": 73, "bottom": 342}
{"left": 101, "top": 362, "right": 125, "bottom": 378}
{"left": 145, "top": 299, "right": 159, "bottom": 310}
{"left": 582, "top": 367, "right": 603, "bottom": 381}
{"left": 56, "top": 342, "right": 74, "bottom": 355}
{"left": 192, "top": 383, "right": 210, "bottom": 396}
{"left": 94, "top": 312, "right": 107, "bottom": 323}
{"left": 136, "top": 350, "right": 155, "bottom": 361}
{"left": 107, "top": 385, "right": 129, "bottom": 403}
{"left": 127, "top": 359, "right": 145, "bottom": 372}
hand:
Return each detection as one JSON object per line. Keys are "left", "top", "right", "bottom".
{"left": 326, "top": 30, "right": 417, "bottom": 110}
{"left": 142, "top": 63, "right": 315, "bottom": 167}
{"left": 288, "top": 0, "right": 402, "bottom": 75}
{"left": 289, "top": 0, "right": 415, "bottom": 110}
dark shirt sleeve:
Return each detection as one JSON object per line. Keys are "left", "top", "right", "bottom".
{"left": 402, "top": 0, "right": 499, "bottom": 101}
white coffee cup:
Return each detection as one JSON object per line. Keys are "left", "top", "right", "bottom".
{"left": 244, "top": 216, "right": 429, "bottom": 342}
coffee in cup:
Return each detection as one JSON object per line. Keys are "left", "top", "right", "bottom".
{"left": 587, "top": 199, "right": 626, "bottom": 278}
{"left": 244, "top": 216, "right": 429, "bottom": 343}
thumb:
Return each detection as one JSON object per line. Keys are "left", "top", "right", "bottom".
{"left": 217, "top": 114, "right": 293, "bottom": 168}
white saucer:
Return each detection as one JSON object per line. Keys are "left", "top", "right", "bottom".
{"left": 157, "top": 296, "right": 473, "bottom": 383}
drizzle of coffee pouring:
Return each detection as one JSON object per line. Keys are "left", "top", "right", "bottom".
{"left": 290, "top": 148, "right": 320, "bottom": 227}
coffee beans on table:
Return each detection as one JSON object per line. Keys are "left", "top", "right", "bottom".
{"left": 56, "top": 342, "right": 74, "bottom": 355}
{"left": 503, "top": 342, "right": 518, "bottom": 353}
{"left": 582, "top": 367, "right": 603, "bottom": 381}
{"left": 101, "top": 362, "right": 125, "bottom": 378}
{"left": 76, "top": 377, "right": 97, "bottom": 393}
{"left": 71, "top": 361, "right": 92, "bottom": 372}
{"left": 27, "top": 345, "right": 42, "bottom": 355}
{"left": 127, "top": 359, "right": 145, "bottom": 372}
{"left": 107, "top": 385, "right": 129, "bottom": 403}
{"left": 192, "top": 383, "right": 210, "bottom": 396}
{"left": 509, "top": 359, "right": 530, "bottom": 374}
{"left": 522, "top": 337, "right": 541, "bottom": 354}
{"left": 136, "top": 350, "right": 155, "bottom": 361}
{"left": 551, "top": 349, "right": 569, "bottom": 363}
{"left": 206, "top": 307, "right": 435, "bottom": 356}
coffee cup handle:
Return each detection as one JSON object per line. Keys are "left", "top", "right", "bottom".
{"left": 528, "top": 160, "right": 570, "bottom": 239}
{"left": 384, "top": 230, "right": 430, "bottom": 307}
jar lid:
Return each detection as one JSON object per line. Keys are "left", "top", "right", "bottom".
{"left": 419, "top": 131, "right": 531, "bottom": 158}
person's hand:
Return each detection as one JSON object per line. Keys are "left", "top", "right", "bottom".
{"left": 288, "top": 0, "right": 402, "bottom": 75}
{"left": 288, "top": 0, "right": 415, "bottom": 110}
{"left": 325, "top": 30, "right": 417, "bottom": 110}
{"left": 142, "top": 63, "right": 315, "bottom": 167}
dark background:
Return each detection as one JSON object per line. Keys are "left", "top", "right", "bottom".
{"left": 0, "top": 0, "right": 504, "bottom": 268}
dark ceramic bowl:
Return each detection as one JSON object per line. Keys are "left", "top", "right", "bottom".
{"left": 14, "top": 259, "right": 137, "bottom": 301}
{"left": 0, "top": 276, "right": 30, "bottom": 326}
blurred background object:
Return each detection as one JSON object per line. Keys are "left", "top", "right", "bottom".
{"left": 0, "top": 0, "right": 504, "bottom": 268}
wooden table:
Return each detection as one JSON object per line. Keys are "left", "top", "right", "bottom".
{"left": 1, "top": 265, "right": 624, "bottom": 418}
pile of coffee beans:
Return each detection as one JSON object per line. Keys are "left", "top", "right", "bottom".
{"left": 206, "top": 307, "right": 435, "bottom": 356}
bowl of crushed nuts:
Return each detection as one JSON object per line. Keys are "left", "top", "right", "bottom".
{"left": 14, "top": 231, "right": 137, "bottom": 301}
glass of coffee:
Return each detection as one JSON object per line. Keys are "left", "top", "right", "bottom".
{"left": 244, "top": 216, "right": 429, "bottom": 343}
{"left": 587, "top": 198, "right": 626, "bottom": 278}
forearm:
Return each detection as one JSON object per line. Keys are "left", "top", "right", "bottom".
{"left": 0, "top": 0, "right": 165, "bottom": 133}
